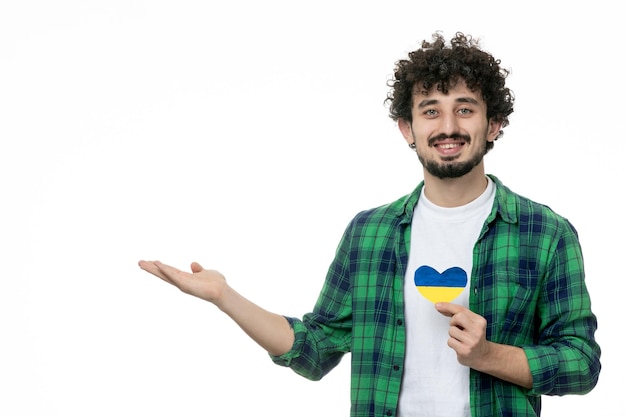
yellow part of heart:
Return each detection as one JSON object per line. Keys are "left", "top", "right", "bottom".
{"left": 417, "top": 286, "right": 465, "bottom": 303}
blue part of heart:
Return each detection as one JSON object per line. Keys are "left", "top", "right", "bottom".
{"left": 414, "top": 265, "right": 468, "bottom": 288}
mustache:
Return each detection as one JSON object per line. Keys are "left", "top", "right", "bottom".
{"left": 428, "top": 133, "right": 471, "bottom": 147}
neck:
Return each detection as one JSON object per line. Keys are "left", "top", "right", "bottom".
{"left": 422, "top": 164, "right": 488, "bottom": 208}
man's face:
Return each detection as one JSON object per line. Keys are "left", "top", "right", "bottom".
{"left": 399, "top": 81, "right": 501, "bottom": 179}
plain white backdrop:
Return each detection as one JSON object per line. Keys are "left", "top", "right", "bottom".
{"left": 1, "top": 1, "right": 622, "bottom": 416}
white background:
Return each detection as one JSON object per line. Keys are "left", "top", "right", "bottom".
{"left": 1, "top": 1, "right": 622, "bottom": 416}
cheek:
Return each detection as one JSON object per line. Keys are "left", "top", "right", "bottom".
{"left": 411, "top": 124, "right": 433, "bottom": 141}
{"left": 467, "top": 123, "right": 492, "bottom": 142}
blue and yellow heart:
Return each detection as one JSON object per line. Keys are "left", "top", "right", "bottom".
{"left": 414, "top": 265, "right": 468, "bottom": 303}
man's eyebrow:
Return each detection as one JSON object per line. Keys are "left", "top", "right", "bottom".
{"left": 417, "top": 99, "right": 438, "bottom": 108}
{"left": 416, "top": 96, "right": 480, "bottom": 108}
{"left": 457, "top": 97, "right": 479, "bottom": 105}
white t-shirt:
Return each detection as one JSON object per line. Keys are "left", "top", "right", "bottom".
{"left": 398, "top": 177, "right": 495, "bottom": 417}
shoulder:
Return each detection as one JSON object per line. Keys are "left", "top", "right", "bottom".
{"left": 353, "top": 188, "right": 419, "bottom": 226}
{"left": 491, "top": 175, "right": 579, "bottom": 238}
{"left": 337, "top": 187, "right": 421, "bottom": 242}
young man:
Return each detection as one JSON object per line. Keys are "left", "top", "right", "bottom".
{"left": 139, "top": 32, "right": 601, "bottom": 416}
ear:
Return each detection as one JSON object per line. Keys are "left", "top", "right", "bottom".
{"left": 398, "top": 118, "right": 414, "bottom": 145}
{"left": 486, "top": 119, "right": 503, "bottom": 142}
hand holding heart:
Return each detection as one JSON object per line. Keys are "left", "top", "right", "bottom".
{"left": 435, "top": 302, "right": 491, "bottom": 368}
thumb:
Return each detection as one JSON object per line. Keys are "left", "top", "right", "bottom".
{"left": 190, "top": 262, "right": 204, "bottom": 273}
{"left": 434, "top": 301, "right": 462, "bottom": 317}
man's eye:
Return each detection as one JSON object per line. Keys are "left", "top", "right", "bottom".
{"left": 458, "top": 108, "right": 472, "bottom": 115}
{"left": 424, "top": 109, "right": 437, "bottom": 116}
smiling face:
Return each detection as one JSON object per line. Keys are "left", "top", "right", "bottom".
{"left": 399, "top": 81, "right": 502, "bottom": 180}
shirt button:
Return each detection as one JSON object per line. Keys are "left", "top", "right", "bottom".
{"left": 386, "top": 410, "right": 393, "bottom": 416}
{"left": 396, "top": 319, "right": 403, "bottom": 325}
{"left": 393, "top": 365, "right": 400, "bottom": 371}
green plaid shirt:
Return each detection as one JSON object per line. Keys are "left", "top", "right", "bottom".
{"left": 272, "top": 175, "right": 600, "bottom": 416}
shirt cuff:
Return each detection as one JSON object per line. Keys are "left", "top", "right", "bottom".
{"left": 269, "top": 316, "right": 305, "bottom": 367}
{"left": 522, "top": 345, "right": 558, "bottom": 395}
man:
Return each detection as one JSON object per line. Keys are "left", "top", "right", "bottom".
{"left": 139, "top": 32, "right": 601, "bottom": 416}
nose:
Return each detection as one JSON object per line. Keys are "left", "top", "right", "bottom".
{"left": 441, "top": 111, "right": 459, "bottom": 135}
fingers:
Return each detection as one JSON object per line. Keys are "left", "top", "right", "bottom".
{"left": 448, "top": 322, "right": 468, "bottom": 341}
{"left": 434, "top": 302, "right": 465, "bottom": 317}
{"left": 190, "top": 262, "right": 204, "bottom": 273}
{"left": 433, "top": 302, "right": 489, "bottom": 366}
{"left": 446, "top": 310, "right": 487, "bottom": 346}
{"left": 138, "top": 260, "right": 165, "bottom": 279}
{"left": 435, "top": 303, "right": 479, "bottom": 329}
{"left": 434, "top": 302, "right": 481, "bottom": 340}
{"left": 153, "top": 261, "right": 187, "bottom": 285}
{"left": 138, "top": 260, "right": 181, "bottom": 287}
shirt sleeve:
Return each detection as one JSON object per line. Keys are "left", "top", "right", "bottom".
{"left": 269, "top": 220, "right": 355, "bottom": 381}
{"left": 523, "top": 219, "right": 601, "bottom": 396}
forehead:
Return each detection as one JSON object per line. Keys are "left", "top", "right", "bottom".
{"left": 412, "top": 81, "right": 485, "bottom": 108}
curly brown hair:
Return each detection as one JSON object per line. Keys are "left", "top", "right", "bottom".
{"left": 386, "top": 32, "right": 514, "bottom": 144}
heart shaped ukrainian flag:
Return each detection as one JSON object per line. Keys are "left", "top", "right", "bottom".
{"left": 414, "top": 265, "right": 468, "bottom": 303}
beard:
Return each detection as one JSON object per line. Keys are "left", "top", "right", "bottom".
{"left": 416, "top": 133, "right": 487, "bottom": 179}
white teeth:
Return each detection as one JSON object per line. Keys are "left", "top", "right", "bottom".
{"left": 438, "top": 143, "right": 460, "bottom": 149}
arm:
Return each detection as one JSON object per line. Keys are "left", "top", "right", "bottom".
{"left": 435, "top": 302, "right": 533, "bottom": 389}
{"left": 435, "top": 218, "right": 601, "bottom": 394}
{"left": 138, "top": 212, "right": 361, "bottom": 380}
{"left": 138, "top": 260, "right": 295, "bottom": 356}
{"left": 269, "top": 217, "right": 357, "bottom": 380}
{"left": 521, "top": 221, "right": 601, "bottom": 395}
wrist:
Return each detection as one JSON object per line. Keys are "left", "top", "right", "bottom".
{"left": 214, "top": 283, "right": 238, "bottom": 313}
